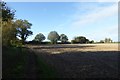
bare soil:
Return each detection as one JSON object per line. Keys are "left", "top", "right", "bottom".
{"left": 26, "top": 43, "right": 119, "bottom": 78}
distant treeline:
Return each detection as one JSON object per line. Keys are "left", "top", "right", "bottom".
{"left": 29, "top": 31, "right": 115, "bottom": 44}
{"left": 26, "top": 32, "right": 114, "bottom": 44}
{"left": 32, "top": 31, "right": 95, "bottom": 44}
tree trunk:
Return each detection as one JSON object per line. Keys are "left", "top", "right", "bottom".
{"left": 21, "top": 35, "right": 25, "bottom": 44}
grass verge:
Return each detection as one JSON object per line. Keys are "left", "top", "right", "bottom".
{"left": 36, "top": 55, "right": 58, "bottom": 79}
{"left": 2, "top": 46, "right": 28, "bottom": 78}
{"left": 2, "top": 46, "right": 58, "bottom": 79}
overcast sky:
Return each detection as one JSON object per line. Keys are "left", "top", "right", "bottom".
{"left": 7, "top": 2, "right": 118, "bottom": 42}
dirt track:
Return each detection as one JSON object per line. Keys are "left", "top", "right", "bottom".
{"left": 27, "top": 44, "right": 119, "bottom": 78}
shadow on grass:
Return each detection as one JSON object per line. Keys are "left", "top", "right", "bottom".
{"left": 2, "top": 46, "right": 27, "bottom": 78}
{"left": 2, "top": 46, "right": 58, "bottom": 79}
{"left": 2, "top": 46, "right": 38, "bottom": 78}
{"left": 33, "top": 48, "right": 119, "bottom": 79}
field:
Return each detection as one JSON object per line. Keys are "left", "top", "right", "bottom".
{"left": 27, "top": 43, "right": 119, "bottom": 78}
{"left": 3, "top": 43, "right": 119, "bottom": 79}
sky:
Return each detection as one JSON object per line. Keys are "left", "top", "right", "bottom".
{"left": 7, "top": 2, "right": 118, "bottom": 42}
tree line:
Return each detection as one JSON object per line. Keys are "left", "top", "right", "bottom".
{"left": 1, "top": 2, "right": 114, "bottom": 46}
{"left": 32, "top": 31, "right": 95, "bottom": 44}
{"left": 31, "top": 32, "right": 114, "bottom": 44}
{"left": 33, "top": 31, "right": 69, "bottom": 44}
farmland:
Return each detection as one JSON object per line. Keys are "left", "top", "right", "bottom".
{"left": 26, "top": 43, "right": 119, "bottom": 78}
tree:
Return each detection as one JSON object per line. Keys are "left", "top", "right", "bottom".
{"left": 1, "top": 2, "right": 15, "bottom": 22}
{"left": 60, "top": 34, "right": 68, "bottom": 43}
{"left": 15, "top": 19, "right": 33, "bottom": 44}
{"left": 2, "top": 20, "right": 17, "bottom": 46}
{"left": 104, "top": 38, "right": 112, "bottom": 43}
{"left": 74, "top": 36, "right": 88, "bottom": 44}
{"left": 100, "top": 40, "right": 104, "bottom": 43}
{"left": 48, "top": 31, "right": 59, "bottom": 44}
{"left": 86, "top": 39, "right": 90, "bottom": 43}
{"left": 1, "top": 2, "right": 17, "bottom": 46}
{"left": 71, "top": 40, "right": 76, "bottom": 44}
{"left": 89, "top": 40, "right": 94, "bottom": 43}
{"left": 34, "top": 33, "right": 45, "bottom": 43}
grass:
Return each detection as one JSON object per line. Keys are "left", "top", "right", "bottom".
{"left": 2, "top": 46, "right": 28, "bottom": 78}
{"left": 36, "top": 55, "right": 58, "bottom": 79}
{"left": 2, "top": 46, "right": 58, "bottom": 79}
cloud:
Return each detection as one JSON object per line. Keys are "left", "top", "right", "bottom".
{"left": 71, "top": 3, "right": 118, "bottom": 28}
{"left": 69, "top": 2, "right": 118, "bottom": 41}
{"left": 86, "top": 25, "right": 118, "bottom": 41}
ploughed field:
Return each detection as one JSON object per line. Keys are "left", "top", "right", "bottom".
{"left": 27, "top": 44, "right": 119, "bottom": 78}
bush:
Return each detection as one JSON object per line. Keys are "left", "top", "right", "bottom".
{"left": 10, "top": 40, "right": 23, "bottom": 47}
{"left": 89, "top": 40, "right": 94, "bottom": 44}
{"left": 71, "top": 40, "right": 76, "bottom": 44}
